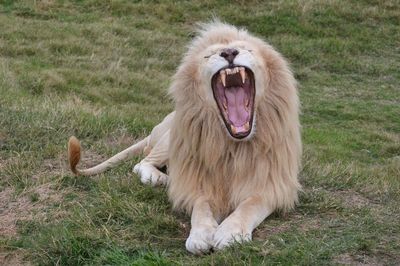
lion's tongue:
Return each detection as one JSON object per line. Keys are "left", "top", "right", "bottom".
{"left": 225, "top": 86, "right": 249, "bottom": 128}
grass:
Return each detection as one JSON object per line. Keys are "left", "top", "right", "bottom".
{"left": 0, "top": 0, "right": 399, "bottom": 265}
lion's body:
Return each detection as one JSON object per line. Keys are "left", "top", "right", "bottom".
{"left": 68, "top": 22, "right": 301, "bottom": 254}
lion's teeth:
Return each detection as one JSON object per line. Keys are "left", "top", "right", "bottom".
{"left": 244, "top": 122, "right": 250, "bottom": 131}
{"left": 223, "top": 101, "right": 227, "bottom": 110}
{"left": 245, "top": 98, "right": 249, "bottom": 107}
{"left": 239, "top": 67, "right": 246, "bottom": 83}
{"left": 220, "top": 70, "right": 226, "bottom": 87}
{"left": 226, "top": 67, "right": 240, "bottom": 75}
{"left": 230, "top": 125, "right": 237, "bottom": 134}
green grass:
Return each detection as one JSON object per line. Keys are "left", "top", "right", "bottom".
{"left": 1, "top": 0, "right": 399, "bottom": 265}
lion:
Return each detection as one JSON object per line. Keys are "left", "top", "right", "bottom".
{"left": 68, "top": 21, "right": 301, "bottom": 254}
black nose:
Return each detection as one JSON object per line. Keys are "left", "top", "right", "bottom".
{"left": 220, "top": 48, "right": 239, "bottom": 64}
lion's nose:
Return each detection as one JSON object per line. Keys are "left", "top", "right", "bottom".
{"left": 220, "top": 48, "right": 239, "bottom": 64}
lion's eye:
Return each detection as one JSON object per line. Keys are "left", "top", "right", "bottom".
{"left": 204, "top": 54, "right": 212, "bottom": 59}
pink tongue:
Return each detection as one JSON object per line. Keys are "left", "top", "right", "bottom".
{"left": 225, "top": 86, "right": 249, "bottom": 127}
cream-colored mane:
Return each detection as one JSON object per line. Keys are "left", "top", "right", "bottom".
{"left": 168, "top": 22, "right": 301, "bottom": 218}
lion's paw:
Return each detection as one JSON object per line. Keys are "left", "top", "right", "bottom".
{"left": 186, "top": 225, "right": 216, "bottom": 255}
{"left": 133, "top": 162, "right": 168, "bottom": 186}
{"left": 213, "top": 220, "right": 251, "bottom": 250}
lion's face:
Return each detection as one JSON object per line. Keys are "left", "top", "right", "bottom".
{"left": 198, "top": 40, "right": 267, "bottom": 140}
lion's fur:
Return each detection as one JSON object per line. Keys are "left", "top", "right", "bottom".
{"left": 68, "top": 136, "right": 81, "bottom": 175}
{"left": 168, "top": 22, "right": 302, "bottom": 217}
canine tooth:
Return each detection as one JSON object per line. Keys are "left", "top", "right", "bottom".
{"left": 244, "top": 122, "right": 250, "bottom": 131}
{"left": 230, "top": 125, "right": 237, "bottom": 134}
{"left": 239, "top": 67, "right": 246, "bottom": 83}
{"left": 220, "top": 70, "right": 226, "bottom": 86}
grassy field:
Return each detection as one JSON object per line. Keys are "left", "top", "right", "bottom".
{"left": 1, "top": 0, "right": 399, "bottom": 265}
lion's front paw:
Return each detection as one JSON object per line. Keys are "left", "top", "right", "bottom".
{"left": 213, "top": 220, "right": 251, "bottom": 250}
{"left": 186, "top": 225, "right": 216, "bottom": 255}
{"left": 133, "top": 162, "right": 168, "bottom": 186}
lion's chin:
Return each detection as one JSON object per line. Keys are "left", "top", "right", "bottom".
{"left": 211, "top": 65, "right": 255, "bottom": 139}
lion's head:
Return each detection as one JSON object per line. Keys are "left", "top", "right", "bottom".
{"left": 169, "top": 22, "right": 288, "bottom": 141}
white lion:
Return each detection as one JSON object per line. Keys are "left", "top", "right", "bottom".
{"left": 68, "top": 22, "right": 301, "bottom": 254}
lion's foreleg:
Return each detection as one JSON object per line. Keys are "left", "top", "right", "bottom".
{"left": 213, "top": 196, "right": 272, "bottom": 249}
{"left": 185, "top": 196, "right": 218, "bottom": 254}
{"left": 133, "top": 131, "right": 170, "bottom": 186}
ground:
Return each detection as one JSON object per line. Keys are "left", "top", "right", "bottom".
{"left": 0, "top": 0, "right": 399, "bottom": 265}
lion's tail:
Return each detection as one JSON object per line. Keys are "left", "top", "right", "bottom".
{"left": 68, "top": 135, "right": 149, "bottom": 176}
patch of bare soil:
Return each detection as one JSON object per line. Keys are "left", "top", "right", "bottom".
{"left": 334, "top": 190, "right": 373, "bottom": 208}
{"left": 0, "top": 187, "right": 21, "bottom": 237}
{"left": 32, "top": 153, "right": 67, "bottom": 180}
{"left": 253, "top": 223, "right": 291, "bottom": 240}
{"left": 334, "top": 253, "right": 383, "bottom": 266}
{"left": 0, "top": 157, "right": 11, "bottom": 173}
{"left": 0, "top": 182, "right": 68, "bottom": 265}
{"left": 80, "top": 150, "right": 106, "bottom": 168}
{"left": 254, "top": 213, "right": 323, "bottom": 241}
{"left": 0, "top": 252, "right": 30, "bottom": 266}
{"left": 0, "top": 183, "right": 64, "bottom": 237}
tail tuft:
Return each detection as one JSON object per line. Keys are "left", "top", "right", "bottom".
{"left": 68, "top": 136, "right": 81, "bottom": 175}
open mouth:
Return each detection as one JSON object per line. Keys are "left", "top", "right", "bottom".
{"left": 211, "top": 66, "right": 255, "bottom": 139}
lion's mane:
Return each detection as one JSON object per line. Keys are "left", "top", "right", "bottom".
{"left": 168, "top": 22, "right": 301, "bottom": 217}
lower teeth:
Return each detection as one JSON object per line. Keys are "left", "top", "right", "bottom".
{"left": 244, "top": 122, "right": 250, "bottom": 131}
{"left": 230, "top": 125, "right": 237, "bottom": 134}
